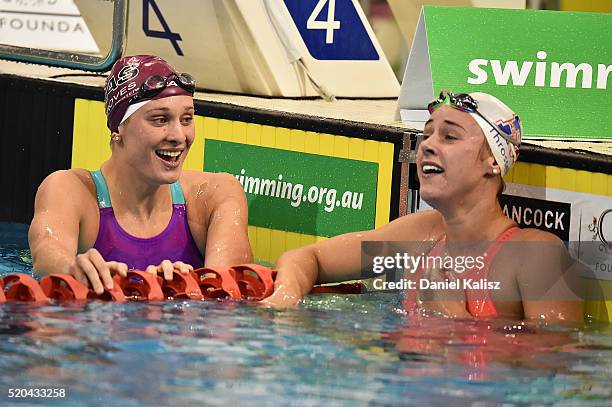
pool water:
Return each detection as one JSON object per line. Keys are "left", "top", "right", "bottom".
{"left": 0, "top": 223, "right": 611, "bottom": 406}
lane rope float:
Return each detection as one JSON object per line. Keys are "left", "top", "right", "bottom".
{"left": 0, "top": 265, "right": 365, "bottom": 304}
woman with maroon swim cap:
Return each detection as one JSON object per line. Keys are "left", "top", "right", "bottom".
{"left": 29, "top": 55, "right": 252, "bottom": 294}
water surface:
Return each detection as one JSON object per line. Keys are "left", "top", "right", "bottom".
{"left": 0, "top": 223, "right": 610, "bottom": 406}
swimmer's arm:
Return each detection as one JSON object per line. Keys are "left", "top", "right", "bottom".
{"left": 516, "top": 233, "right": 585, "bottom": 324}
{"left": 264, "top": 212, "right": 441, "bottom": 307}
{"left": 203, "top": 174, "right": 253, "bottom": 266}
{"left": 263, "top": 230, "right": 371, "bottom": 307}
{"left": 28, "top": 171, "right": 82, "bottom": 275}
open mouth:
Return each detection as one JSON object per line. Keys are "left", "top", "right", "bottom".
{"left": 156, "top": 149, "right": 182, "bottom": 164}
{"left": 421, "top": 164, "right": 445, "bottom": 174}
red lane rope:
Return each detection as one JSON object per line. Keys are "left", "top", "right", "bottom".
{"left": 0, "top": 265, "right": 365, "bottom": 304}
{"left": 190, "top": 267, "right": 242, "bottom": 300}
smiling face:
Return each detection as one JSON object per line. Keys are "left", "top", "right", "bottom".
{"left": 116, "top": 95, "right": 195, "bottom": 185}
{"left": 417, "top": 105, "right": 497, "bottom": 209}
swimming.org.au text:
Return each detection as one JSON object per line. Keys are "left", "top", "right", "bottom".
{"left": 234, "top": 169, "right": 365, "bottom": 213}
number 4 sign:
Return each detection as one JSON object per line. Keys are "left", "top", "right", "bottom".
{"left": 142, "top": 0, "right": 184, "bottom": 56}
{"left": 307, "top": 0, "right": 340, "bottom": 44}
{"left": 283, "top": 0, "right": 379, "bottom": 60}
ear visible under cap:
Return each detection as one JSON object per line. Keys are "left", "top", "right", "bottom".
{"left": 484, "top": 155, "right": 501, "bottom": 176}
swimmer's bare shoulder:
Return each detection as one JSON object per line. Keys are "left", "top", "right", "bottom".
{"left": 371, "top": 209, "right": 445, "bottom": 241}
{"left": 496, "top": 227, "right": 564, "bottom": 279}
{"left": 499, "top": 227, "right": 584, "bottom": 322}
{"left": 29, "top": 169, "right": 100, "bottom": 271}
{"left": 179, "top": 170, "right": 252, "bottom": 265}
{"left": 508, "top": 227, "right": 559, "bottom": 242}
{"left": 33, "top": 169, "right": 100, "bottom": 244}
{"left": 507, "top": 226, "right": 572, "bottom": 269}
{"left": 500, "top": 227, "right": 564, "bottom": 272}
{"left": 179, "top": 170, "right": 245, "bottom": 215}
{"left": 32, "top": 169, "right": 98, "bottom": 221}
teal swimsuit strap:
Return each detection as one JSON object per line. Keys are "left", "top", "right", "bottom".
{"left": 170, "top": 181, "right": 186, "bottom": 204}
{"left": 91, "top": 170, "right": 112, "bottom": 209}
{"left": 90, "top": 170, "right": 185, "bottom": 207}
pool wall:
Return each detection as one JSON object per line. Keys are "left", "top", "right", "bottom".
{"left": 71, "top": 97, "right": 401, "bottom": 262}
{"left": 0, "top": 73, "right": 610, "bottom": 322}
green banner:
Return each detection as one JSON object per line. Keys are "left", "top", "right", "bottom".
{"left": 204, "top": 140, "right": 378, "bottom": 237}
{"left": 399, "top": 6, "right": 612, "bottom": 140}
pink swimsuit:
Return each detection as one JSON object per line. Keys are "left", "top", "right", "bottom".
{"left": 404, "top": 227, "right": 520, "bottom": 318}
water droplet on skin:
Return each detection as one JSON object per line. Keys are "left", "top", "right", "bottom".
{"left": 45, "top": 226, "right": 59, "bottom": 241}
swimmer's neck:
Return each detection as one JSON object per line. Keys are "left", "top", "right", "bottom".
{"left": 438, "top": 195, "right": 513, "bottom": 242}
{"left": 100, "top": 161, "right": 173, "bottom": 220}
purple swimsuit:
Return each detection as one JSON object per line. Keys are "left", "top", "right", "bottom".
{"left": 91, "top": 170, "right": 204, "bottom": 270}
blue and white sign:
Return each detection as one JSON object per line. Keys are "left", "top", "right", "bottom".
{"left": 283, "top": 0, "right": 379, "bottom": 61}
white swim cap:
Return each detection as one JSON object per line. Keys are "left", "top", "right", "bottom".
{"left": 467, "top": 92, "right": 522, "bottom": 176}
{"left": 428, "top": 91, "right": 522, "bottom": 176}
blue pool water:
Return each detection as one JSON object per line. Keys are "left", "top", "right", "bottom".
{"left": 0, "top": 223, "right": 611, "bottom": 406}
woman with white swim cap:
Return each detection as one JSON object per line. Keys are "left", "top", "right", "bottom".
{"left": 264, "top": 91, "right": 583, "bottom": 322}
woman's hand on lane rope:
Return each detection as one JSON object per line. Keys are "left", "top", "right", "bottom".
{"left": 145, "top": 260, "right": 194, "bottom": 281}
{"left": 70, "top": 248, "right": 128, "bottom": 294}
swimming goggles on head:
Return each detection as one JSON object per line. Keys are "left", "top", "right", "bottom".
{"left": 427, "top": 90, "right": 520, "bottom": 146}
{"left": 132, "top": 72, "right": 196, "bottom": 103}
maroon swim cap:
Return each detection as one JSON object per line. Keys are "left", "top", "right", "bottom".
{"left": 104, "top": 55, "right": 193, "bottom": 133}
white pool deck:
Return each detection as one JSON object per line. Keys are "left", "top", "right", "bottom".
{"left": 1, "top": 59, "right": 610, "bottom": 159}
